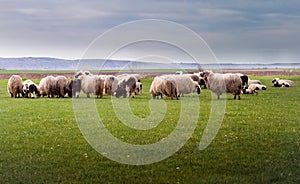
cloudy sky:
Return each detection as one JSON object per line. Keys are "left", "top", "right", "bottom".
{"left": 1, "top": 0, "right": 300, "bottom": 63}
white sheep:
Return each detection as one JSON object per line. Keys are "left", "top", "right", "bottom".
{"left": 149, "top": 76, "right": 178, "bottom": 100}
{"left": 272, "top": 78, "right": 295, "bottom": 87}
{"left": 248, "top": 84, "right": 267, "bottom": 91}
{"left": 203, "top": 71, "right": 242, "bottom": 100}
{"left": 38, "top": 76, "right": 56, "bottom": 97}
{"left": 163, "top": 74, "right": 201, "bottom": 97}
{"left": 7, "top": 75, "right": 23, "bottom": 98}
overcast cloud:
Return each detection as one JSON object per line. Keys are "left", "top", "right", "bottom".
{"left": 0, "top": 0, "right": 300, "bottom": 63}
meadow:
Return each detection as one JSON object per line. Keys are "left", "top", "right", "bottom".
{"left": 0, "top": 73, "right": 300, "bottom": 183}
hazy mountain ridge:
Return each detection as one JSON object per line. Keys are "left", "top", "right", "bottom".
{"left": 0, "top": 57, "right": 299, "bottom": 70}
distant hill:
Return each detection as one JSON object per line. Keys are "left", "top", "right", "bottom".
{"left": 0, "top": 57, "right": 299, "bottom": 70}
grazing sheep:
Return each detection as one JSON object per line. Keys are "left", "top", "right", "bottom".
{"left": 163, "top": 75, "right": 201, "bottom": 97}
{"left": 248, "top": 84, "right": 267, "bottom": 91}
{"left": 115, "top": 74, "right": 137, "bottom": 98}
{"left": 66, "top": 79, "right": 81, "bottom": 98}
{"left": 192, "top": 72, "right": 207, "bottom": 89}
{"left": 7, "top": 75, "right": 23, "bottom": 98}
{"left": 75, "top": 71, "right": 97, "bottom": 98}
{"left": 272, "top": 78, "right": 295, "bottom": 87}
{"left": 149, "top": 76, "right": 178, "bottom": 100}
{"left": 23, "top": 79, "right": 39, "bottom": 98}
{"left": 94, "top": 77, "right": 104, "bottom": 98}
{"left": 54, "top": 76, "right": 68, "bottom": 98}
{"left": 104, "top": 75, "right": 118, "bottom": 95}
{"left": 38, "top": 76, "right": 56, "bottom": 97}
{"left": 203, "top": 71, "right": 242, "bottom": 100}
{"left": 135, "top": 81, "right": 143, "bottom": 95}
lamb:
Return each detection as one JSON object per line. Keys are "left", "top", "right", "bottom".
{"left": 38, "top": 76, "right": 56, "bottom": 97}
{"left": 248, "top": 84, "right": 267, "bottom": 91}
{"left": 66, "top": 79, "right": 81, "bottom": 98}
{"left": 149, "top": 76, "right": 178, "bottom": 100}
{"left": 23, "top": 79, "right": 39, "bottom": 98}
{"left": 272, "top": 78, "right": 295, "bottom": 87}
{"left": 163, "top": 75, "right": 201, "bottom": 97}
{"left": 203, "top": 71, "right": 242, "bottom": 100}
{"left": 115, "top": 74, "right": 137, "bottom": 98}
{"left": 7, "top": 75, "right": 23, "bottom": 98}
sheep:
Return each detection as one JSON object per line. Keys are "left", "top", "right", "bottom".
{"left": 7, "top": 75, "right": 23, "bottom": 98}
{"left": 22, "top": 79, "right": 39, "bottom": 98}
{"left": 104, "top": 75, "right": 118, "bottom": 95}
{"left": 75, "top": 71, "right": 95, "bottom": 98}
{"left": 75, "top": 71, "right": 105, "bottom": 98}
{"left": 272, "top": 78, "right": 295, "bottom": 87}
{"left": 66, "top": 79, "right": 81, "bottom": 98}
{"left": 203, "top": 71, "right": 242, "bottom": 100}
{"left": 149, "top": 76, "right": 178, "bottom": 100}
{"left": 192, "top": 72, "right": 207, "bottom": 89}
{"left": 135, "top": 81, "right": 143, "bottom": 95}
{"left": 248, "top": 84, "right": 267, "bottom": 91}
{"left": 54, "top": 76, "right": 68, "bottom": 98}
{"left": 38, "top": 76, "right": 56, "bottom": 97}
{"left": 115, "top": 74, "right": 137, "bottom": 98}
{"left": 94, "top": 77, "right": 104, "bottom": 98}
{"left": 242, "top": 86, "right": 258, "bottom": 94}
{"left": 163, "top": 75, "right": 201, "bottom": 97}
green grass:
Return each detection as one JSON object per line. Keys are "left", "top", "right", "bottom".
{"left": 1, "top": 75, "right": 300, "bottom": 183}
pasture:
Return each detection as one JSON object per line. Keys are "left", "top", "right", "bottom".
{"left": 0, "top": 73, "right": 300, "bottom": 183}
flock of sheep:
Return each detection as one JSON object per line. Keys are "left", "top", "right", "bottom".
{"left": 7, "top": 70, "right": 295, "bottom": 100}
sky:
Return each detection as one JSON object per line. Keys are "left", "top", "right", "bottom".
{"left": 1, "top": 0, "right": 300, "bottom": 63}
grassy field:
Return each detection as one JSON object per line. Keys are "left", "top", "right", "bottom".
{"left": 1, "top": 74, "right": 300, "bottom": 183}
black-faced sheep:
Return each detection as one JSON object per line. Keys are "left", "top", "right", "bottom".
{"left": 192, "top": 72, "right": 207, "bottom": 89}
{"left": 7, "top": 75, "right": 23, "bottom": 98}
{"left": 23, "top": 79, "right": 39, "bottom": 98}
{"left": 203, "top": 71, "right": 242, "bottom": 100}
{"left": 272, "top": 78, "right": 295, "bottom": 87}
{"left": 66, "top": 79, "right": 81, "bottom": 98}
{"left": 115, "top": 74, "right": 137, "bottom": 98}
{"left": 163, "top": 75, "right": 201, "bottom": 97}
{"left": 242, "top": 86, "right": 258, "bottom": 94}
{"left": 149, "top": 76, "right": 178, "bottom": 100}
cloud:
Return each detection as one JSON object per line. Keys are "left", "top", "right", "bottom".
{"left": 0, "top": 0, "right": 299, "bottom": 63}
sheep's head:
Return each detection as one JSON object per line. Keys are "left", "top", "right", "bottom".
{"left": 272, "top": 78, "right": 279, "bottom": 83}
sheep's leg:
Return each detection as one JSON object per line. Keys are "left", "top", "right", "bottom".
{"left": 87, "top": 93, "right": 90, "bottom": 98}
{"left": 217, "top": 95, "right": 220, "bottom": 100}
{"left": 234, "top": 95, "right": 236, "bottom": 100}
{"left": 238, "top": 95, "right": 241, "bottom": 100}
